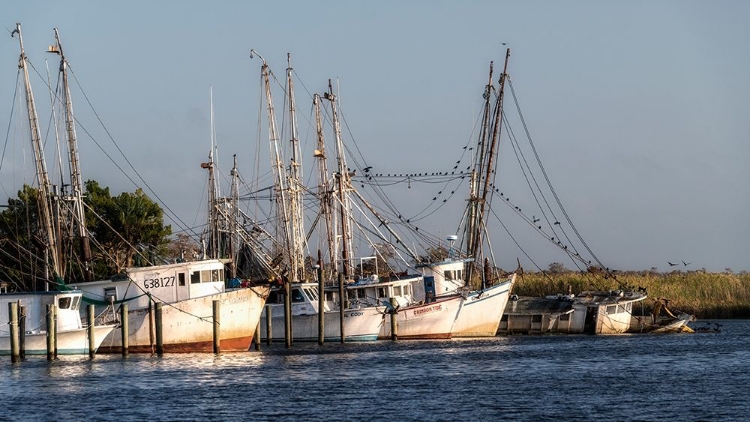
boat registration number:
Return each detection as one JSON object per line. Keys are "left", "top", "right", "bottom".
{"left": 143, "top": 276, "right": 175, "bottom": 289}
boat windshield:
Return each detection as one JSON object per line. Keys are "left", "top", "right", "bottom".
{"left": 58, "top": 296, "right": 72, "bottom": 309}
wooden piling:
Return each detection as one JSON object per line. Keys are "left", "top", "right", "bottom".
{"left": 87, "top": 304, "right": 96, "bottom": 358}
{"left": 46, "top": 304, "right": 55, "bottom": 361}
{"left": 284, "top": 281, "right": 292, "bottom": 348}
{"left": 390, "top": 297, "right": 398, "bottom": 341}
{"left": 52, "top": 304, "right": 58, "bottom": 358}
{"left": 148, "top": 299, "right": 154, "bottom": 353}
{"left": 317, "top": 250, "right": 324, "bottom": 346}
{"left": 155, "top": 302, "right": 163, "bottom": 355}
{"left": 120, "top": 304, "right": 129, "bottom": 357}
{"left": 265, "top": 305, "right": 272, "bottom": 346}
{"left": 253, "top": 322, "right": 261, "bottom": 351}
{"left": 212, "top": 299, "right": 220, "bottom": 354}
{"left": 19, "top": 304, "right": 26, "bottom": 361}
{"left": 9, "top": 302, "right": 19, "bottom": 363}
{"left": 338, "top": 273, "right": 345, "bottom": 344}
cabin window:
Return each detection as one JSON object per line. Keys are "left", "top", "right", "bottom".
{"left": 291, "top": 289, "right": 305, "bottom": 303}
{"left": 71, "top": 296, "right": 81, "bottom": 310}
{"left": 104, "top": 287, "right": 117, "bottom": 302}
{"left": 617, "top": 305, "right": 626, "bottom": 314}
{"left": 178, "top": 273, "right": 186, "bottom": 287}
{"left": 308, "top": 289, "right": 318, "bottom": 301}
{"left": 444, "top": 270, "right": 453, "bottom": 281}
{"left": 626, "top": 303, "right": 632, "bottom": 312}
{"left": 191, "top": 271, "right": 200, "bottom": 284}
{"left": 58, "top": 297, "right": 72, "bottom": 310}
{"left": 560, "top": 313, "right": 570, "bottom": 321}
{"left": 606, "top": 305, "right": 617, "bottom": 314}
{"left": 325, "top": 292, "right": 334, "bottom": 302}
{"left": 268, "top": 290, "right": 280, "bottom": 304}
{"left": 201, "top": 270, "right": 212, "bottom": 283}
{"left": 457, "top": 270, "right": 463, "bottom": 280}
{"left": 378, "top": 287, "right": 386, "bottom": 298}
{"left": 358, "top": 289, "right": 366, "bottom": 300}
{"left": 532, "top": 315, "right": 542, "bottom": 323}
{"left": 302, "top": 289, "right": 314, "bottom": 301}
{"left": 394, "top": 286, "right": 402, "bottom": 296}
{"left": 501, "top": 315, "right": 508, "bottom": 322}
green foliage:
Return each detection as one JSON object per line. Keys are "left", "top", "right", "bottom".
{"left": 0, "top": 181, "right": 172, "bottom": 288}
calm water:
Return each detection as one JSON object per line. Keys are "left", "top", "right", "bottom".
{"left": 1, "top": 320, "right": 746, "bottom": 421}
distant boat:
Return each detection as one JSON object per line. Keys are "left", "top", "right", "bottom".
{"left": 0, "top": 290, "right": 115, "bottom": 355}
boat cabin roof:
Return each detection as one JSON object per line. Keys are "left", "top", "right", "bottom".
{"left": 575, "top": 290, "right": 647, "bottom": 306}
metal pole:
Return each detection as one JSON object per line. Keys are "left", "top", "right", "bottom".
{"left": 155, "top": 302, "right": 163, "bottom": 355}
{"left": 120, "top": 304, "right": 129, "bottom": 357}
{"left": 265, "top": 305, "right": 272, "bottom": 346}
{"left": 46, "top": 304, "right": 55, "bottom": 361}
{"left": 19, "top": 303, "right": 26, "bottom": 360}
{"left": 9, "top": 302, "right": 19, "bottom": 363}
{"left": 212, "top": 299, "right": 221, "bottom": 354}
{"left": 87, "top": 304, "right": 95, "bottom": 358}
{"left": 338, "top": 273, "right": 345, "bottom": 343}
{"left": 52, "top": 304, "right": 58, "bottom": 358}
{"left": 317, "top": 250, "right": 325, "bottom": 346}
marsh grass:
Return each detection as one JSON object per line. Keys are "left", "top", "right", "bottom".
{"left": 513, "top": 271, "right": 750, "bottom": 318}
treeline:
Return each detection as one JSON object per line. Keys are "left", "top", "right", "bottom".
{"left": 0, "top": 181, "right": 173, "bottom": 289}
{"left": 513, "top": 269, "right": 750, "bottom": 319}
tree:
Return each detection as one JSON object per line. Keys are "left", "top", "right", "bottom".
{"left": 84, "top": 180, "right": 172, "bottom": 274}
{"left": 548, "top": 262, "right": 568, "bottom": 274}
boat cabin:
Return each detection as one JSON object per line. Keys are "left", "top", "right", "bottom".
{"left": 0, "top": 291, "right": 84, "bottom": 333}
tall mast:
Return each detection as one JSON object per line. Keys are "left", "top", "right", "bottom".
{"left": 325, "top": 80, "right": 354, "bottom": 278}
{"left": 228, "top": 154, "right": 239, "bottom": 278}
{"left": 251, "top": 50, "right": 295, "bottom": 280}
{"left": 313, "top": 94, "right": 337, "bottom": 281}
{"left": 286, "top": 54, "right": 305, "bottom": 282}
{"left": 48, "top": 27, "right": 92, "bottom": 282}
{"left": 465, "top": 61, "right": 494, "bottom": 262}
{"left": 468, "top": 48, "right": 510, "bottom": 282}
{"left": 12, "top": 23, "right": 62, "bottom": 283}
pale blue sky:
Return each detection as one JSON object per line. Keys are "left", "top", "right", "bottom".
{"left": 2, "top": 1, "right": 748, "bottom": 272}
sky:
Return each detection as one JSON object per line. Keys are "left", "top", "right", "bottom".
{"left": 1, "top": 1, "right": 748, "bottom": 272}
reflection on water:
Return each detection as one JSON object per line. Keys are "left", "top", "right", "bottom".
{"left": 1, "top": 320, "right": 749, "bottom": 420}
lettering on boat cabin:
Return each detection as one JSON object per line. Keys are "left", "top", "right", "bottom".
{"left": 345, "top": 311, "right": 364, "bottom": 318}
{"left": 142, "top": 276, "right": 176, "bottom": 289}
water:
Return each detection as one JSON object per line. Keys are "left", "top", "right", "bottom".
{"left": 1, "top": 320, "right": 747, "bottom": 421}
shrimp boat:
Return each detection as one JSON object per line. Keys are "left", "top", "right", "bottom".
{"left": 69, "top": 260, "right": 268, "bottom": 353}
{"left": 348, "top": 272, "right": 461, "bottom": 339}
{"left": 260, "top": 282, "right": 384, "bottom": 342}
{"left": 0, "top": 290, "right": 115, "bottom": 355}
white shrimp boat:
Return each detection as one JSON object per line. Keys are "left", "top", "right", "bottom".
{"left": 576, "top": 290, "right": 647, "bottom": 334}
{"left": 260, "top": 282, "right": 384, "bottom": 342}
{"left": 347, "top": 273, "right": 461, "bottom": 339}
{"left": 0, "top": 290, "right": 115, "bottom": 355}
{"left": 419, "top": 258, "right": 515, "bottom": 337}
{"left": 69, "top": 259, "right": 268, "bottom": 353}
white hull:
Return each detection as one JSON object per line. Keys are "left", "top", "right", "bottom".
{"left": 452, "top": 277, "right": 514, "bottom": 337}
{"left": 0, "top": 325, "right": 115, "bottom": 356}
{"left": 380, "top": 296, "right": 461, "bottom": 340}
{"left": 261, "top": 306, "right": 384, "bottom": 342}
{"left": 96, "top": 288, "right": 268, "bottom": 353}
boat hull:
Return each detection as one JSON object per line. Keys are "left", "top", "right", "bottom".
{"left": 0, "top": 325, "right": 116, "bottom": 355}
{"left": 260, "top": 306, "right": 384, "bottom": 342}
{"left": 451, "top": 277, "right": 514, "bottom": 337}
{"left": 96, "top": 287, "right": 268, "bottom": 353}
{"left": 378, "top": 296, "right": 461, "bottom": 340}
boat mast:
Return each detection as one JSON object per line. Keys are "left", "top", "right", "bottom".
{"left": 12, "top": 23, "right": 63, "bottom": 283}
{"left": 48, "top": 27, "right": 93, "bottom": 282}
{"left": 251, "top": 50, "right": 295, "bottom": 281}
{"left": 313, "top": 93, "right": 337, "bottom": 281}
{"left": 325, "top": 80, "right": 354, "bottom": 279}
{"left": 286, "top": 54, "right": 306, "bottom": 282}
{"left": 465, "top": 61, "right": 495, "bottom": 264}
{"left": 228, "top": 154, "right": 239, "bottom": 278}
{"left": 468, "top": 48, "right": 510, "bottom": 283}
